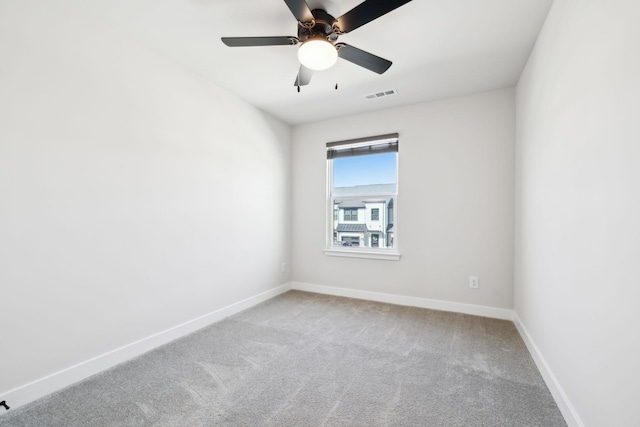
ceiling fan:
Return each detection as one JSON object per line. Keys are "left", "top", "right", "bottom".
{"left": 221, "top": 0, "right": 413, "bottom": 90}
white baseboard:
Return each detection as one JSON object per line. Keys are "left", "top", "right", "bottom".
{"left": 513, "top": 313, "right": 583, "bottom": 427}
{"left": 292, "top": 283, "right": 579, "bottom": 425}
{"left": 2, "top": 282, "right": 578, "bottom": 427}
{"left": 291, "top": 282, "right": 514, "bottom": 320}
{"left": 1, "top": 282, "right": 292, "bottom": 413}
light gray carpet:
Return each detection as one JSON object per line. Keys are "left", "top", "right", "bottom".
{"left": 0, "top": 291, "right": 566, "bottom": 426}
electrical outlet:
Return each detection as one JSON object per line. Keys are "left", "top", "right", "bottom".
{"left": 281, "top": 262, "right": 286, "bottom": 273}
{"left": 469, "top": 276, "right": 479, "bottom": 289}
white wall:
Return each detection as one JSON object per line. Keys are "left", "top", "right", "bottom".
{"left": 292, "top": 89, "right": 515, "bottom": 311}
{"left": 515, "top": 0, "right": 640, "bottom": 425}
{"left": 0, "top": 1, "right": 291, "bottom": 401}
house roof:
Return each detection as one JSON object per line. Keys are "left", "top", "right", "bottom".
{"left": 338, "top": 200, "right": 366, "bottom": 209}
{"left": 334, "top": 184, "right": 396, "bottom": 197}
{"left": 336, "top": 224, "right": 368, "bottom": 232}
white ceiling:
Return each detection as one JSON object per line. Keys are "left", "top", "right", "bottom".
{"left": 82, "top": 0, "right": 554, "bottom": 125}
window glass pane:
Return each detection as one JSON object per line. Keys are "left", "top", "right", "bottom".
{"left": 328, "top": 137, "right": 397, "bottom": 253}
{"left": 333, "top": 152, "right": 397, "bottom": 196}
{"left": 344, "top": 208, "right": 358, "bottom": 221}
{"left": 332, "top": 197, "right": 395, "bottom": 249}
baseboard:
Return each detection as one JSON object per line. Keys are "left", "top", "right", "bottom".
{"left": 291, "top": 282, "right": 514, "bottom": 320}
{"left": 513, "top": 313, "right": 583, "bottom": 427}
{"left": 291, "top": 283, "right": 580, "bottom": 424}
{"left": 0, "top": 282, "right": 292, "bottom": 413}
{"left": 3, "top": 282, "right": 578, "bottom": 426}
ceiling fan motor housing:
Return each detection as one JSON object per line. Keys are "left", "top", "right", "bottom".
{"left": 298, "top": 9, "right": 339, "bottom": 43}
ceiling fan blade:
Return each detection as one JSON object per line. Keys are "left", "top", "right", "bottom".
{"left": 283, "top": 0, "right": 314, "bottom": 23}
{"left": 337, "top": 44, "right": 392, "bottom": 74}
{"left": 335, "top": 0, "right": 413, "bottom": 34}
{"left": 221, "top": 36, "right": 299, "bottom": 47}
{"left": 294, "top": 65, "right": 313, "bottom": 86}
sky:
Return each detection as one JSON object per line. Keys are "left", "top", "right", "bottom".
{"left": 333, "top": 152, "right": 397, "bottom": 188}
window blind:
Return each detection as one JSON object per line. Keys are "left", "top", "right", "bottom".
{"left": 326, "top": 133, "right": 399, "bottom": 159}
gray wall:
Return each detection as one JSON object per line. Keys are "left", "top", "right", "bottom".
{"left": 292, "top": 89, "right": 515, "bottom": 311}
{"left": 0, "top": 2, "right": 291, "bottom": 397}
{"left": 515, "top": 0, "right": 640, "bottom": 425}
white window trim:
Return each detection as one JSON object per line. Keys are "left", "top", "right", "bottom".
{"left": 325, "top": 137, "right": 400, "bottom": 261}
{"left": 323, "top": 247, "right": 401, "bottom": 261}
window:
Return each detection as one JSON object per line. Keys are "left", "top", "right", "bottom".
{"left": 325, "top": 133, "right": 399, "bottom": 260}
{"left": 344, "top": 208, "right": 358, "bottom": 221}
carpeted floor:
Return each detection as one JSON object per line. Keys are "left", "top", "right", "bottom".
{"left": 0, "top": 291, "right": 566, "bottom": 426}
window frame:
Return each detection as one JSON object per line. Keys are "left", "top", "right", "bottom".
{"left": 343, "top": 208, "right": 358, "bottom": 221}
{"left": 371, "top": 208, "right": 380, "bottom": 221}
{"left": 324, "top": 133, "right": 400, "bottom": 261}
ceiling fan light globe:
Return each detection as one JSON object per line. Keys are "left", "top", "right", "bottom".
{"left": 297, "top": 39, "right": 338, "bottom": 71}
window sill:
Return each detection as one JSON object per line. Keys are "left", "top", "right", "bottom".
{"left": 323, "top": 248, "right": 401, "bottom": 261}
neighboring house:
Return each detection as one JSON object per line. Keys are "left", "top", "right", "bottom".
{"left": 332, "top": 184, "right": 395, "bottom": 248}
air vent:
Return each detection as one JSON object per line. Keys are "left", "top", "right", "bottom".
{"left": 365, "top": 89, "right": 397, "bottom": 100}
